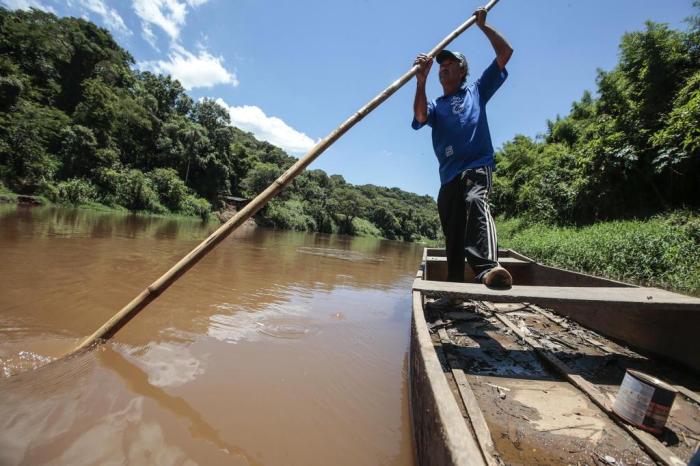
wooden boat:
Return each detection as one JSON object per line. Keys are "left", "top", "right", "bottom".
{"left": 410, "top": 248, "right": 700, "bottom": 466}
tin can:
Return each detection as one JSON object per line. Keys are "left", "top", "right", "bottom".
{"left": 612, "top": 369, "right": 677, "bottom": 435}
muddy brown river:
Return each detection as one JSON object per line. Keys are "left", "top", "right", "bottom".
{"left": 0, "top": 205, "right": 422, "bottom": 465}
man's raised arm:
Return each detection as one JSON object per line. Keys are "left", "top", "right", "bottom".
{"left": 474, "top": 7, "right": 513, "bottom": 70}
{"left": 413, "top": 53, "right": 432, "bottom": 124}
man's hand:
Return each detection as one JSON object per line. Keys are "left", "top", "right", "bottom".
{"left": 474, "top": 7, "right": 487, "bottom": 29}
{"left": 414, "top": 53, "right": 433, "bottom": 86}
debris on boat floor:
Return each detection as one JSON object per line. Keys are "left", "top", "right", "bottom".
{"left": 424, "top": 298, "right": 700, "bottom": 465}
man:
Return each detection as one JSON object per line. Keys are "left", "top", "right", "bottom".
{"left": 412, "top": 7, "right": 513, "bottom": 288}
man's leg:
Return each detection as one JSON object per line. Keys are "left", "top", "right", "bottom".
{"left": 462, "top": 166, "right": 500, "bottom": 281}
{"left": 437, "top": 176, "right": 467, "bottom": 282}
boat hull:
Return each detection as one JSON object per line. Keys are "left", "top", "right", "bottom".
{"left": 409, "top": 248, "right": 700, "bottom": 465}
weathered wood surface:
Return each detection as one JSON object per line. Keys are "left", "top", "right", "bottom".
{"left": 450, "top": 366, "right": 500, "bottom": 466}
{"left": 434, "top": 319, "right": 499, "bottom": 465}
{"left": 676, "top": 385, "right": 700, "bottom": 406}
{"left": 426, "top": 256, "right": 529, "bottom": 264}
{"left": 410, "top": 291, "right": 486, "bottom": 466}
{"left": 413, "top": 278, "right": 700, "bottom": 372}
{"left": 489, "top": 307, "right": 686, "bottom": 466}
{"left": 413, "top": 280, "right": 700, "bottom": 306}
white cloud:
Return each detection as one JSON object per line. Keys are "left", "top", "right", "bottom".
{"left": 142, "top": 24, "right": 159, "bottom": 50}
{"left": 77, "top": 0, "right": 131, "bottom": 35}
{"left": 132, "top": 0, "right": 209, "bottom": 42}
{"left": 133, "top": 0, "right": 184, "bottom": 40}
{"left": 1, "top": 0, "right": 54, "bottom": 12}
{"left": 140, "top": 45, "right": 238, "bottom": 89}
{"left": 215, "top": 98, "right": 317, "bottom": 155}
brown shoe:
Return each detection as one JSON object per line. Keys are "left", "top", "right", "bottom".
{"left": 482, "top": 266, "right": 513, "bottom": 289}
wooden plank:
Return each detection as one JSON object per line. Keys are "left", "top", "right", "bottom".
{"left": 572, "top": 329, "right": 617, "bottom": 354}
{"left": 450, "top": 366, "right": 500, "bottom": 466}
{"left": 489, "top": 309, "right": 684, "bottom": 466}
{"left": 435, "top": 317, "right": 499, "bottom": 465}
{"left": 675, "top": 385, "right": 700, "bottom": 407}
{"left": 527, "top": 303, "right": 620, "bottom": 354}
{"left": 437, "top": 325, "right": 450, "bottom": 345}
{"left": 410, "top": 291, "right": 486, "bottom": 466}
{"left": 413, "top": 279, "right": 700, "bottom": 306}
{"left": 426, "top": 256, "right": 530, "bottom": 265}
{"left": 527, "top": 303, "right": 571, "bottom": 330}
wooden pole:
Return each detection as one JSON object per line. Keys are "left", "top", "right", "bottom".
{"left": 65, "top": 0, "right": 502, "bottom": 358}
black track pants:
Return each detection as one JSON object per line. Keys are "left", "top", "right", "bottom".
{"left": 437, "top": 166, "right": 499, "bottom": 282}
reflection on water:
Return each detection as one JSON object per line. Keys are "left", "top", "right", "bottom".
{"left": 0, "top": 204, "right": 420, "bottom": 465}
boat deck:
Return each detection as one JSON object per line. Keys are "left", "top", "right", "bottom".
{"left": 423, "top": 297, "right": 700, "bottom": 465}
{"left": 410, "top": 248, "right": 700, "bottom": 466}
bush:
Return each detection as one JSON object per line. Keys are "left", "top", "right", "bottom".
{"left": 181, "top": 194, "right": 211, "bottom": 220}
{"left": 95, "top": 167, "right": 164, "bottom": 213}
{"left": 118, "top": 169, "right": 165, "bottom": 213}
{"left": 57, "top": 125, "right": 98, "bottom": 178}
{"left": 263, "top": 199, "right": 316, "bottom": 231}
{"left": 53, "top": 178, "right": 99, "bottom": 204}
{"left": 497, "top": 212, "right": 700, "bottom": 296}
{"left": 147, "top": 167, "right": 189, "bottom": 211}
{"left": 352, "top": 217, "right": 383, "bottom": 237}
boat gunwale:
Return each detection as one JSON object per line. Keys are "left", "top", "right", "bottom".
{"left": 409, "top": 252, "right": 488, "bottom": 466}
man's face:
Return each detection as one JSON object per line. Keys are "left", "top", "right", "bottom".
{"left": 438, "top": 58, "right": 466, "bottom": 92}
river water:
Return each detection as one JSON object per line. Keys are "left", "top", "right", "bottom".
{"left": 0, "top": 205, "right": 423, "bottom": 466}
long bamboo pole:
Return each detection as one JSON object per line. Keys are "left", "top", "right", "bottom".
{"left": 64, "top": 0, "right": 501, "bottom": 358}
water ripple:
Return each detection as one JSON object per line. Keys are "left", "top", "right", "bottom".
{"left": 207, "top": 302, "right": 320, "bottom": 344}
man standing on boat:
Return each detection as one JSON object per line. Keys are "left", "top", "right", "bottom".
{"left": 412, "top": 7, "right": 513, "bottom": 288}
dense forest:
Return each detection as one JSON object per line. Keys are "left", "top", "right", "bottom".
{"left": 492, "top": 5, "right": 700, "bottom": 224}
{"left": 0, "top": 8, "right": 440, "bottom": 241}
{"left": 1, "top": 6, "right": 698, "bottom": 245}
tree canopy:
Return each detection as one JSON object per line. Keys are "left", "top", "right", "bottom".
{"left": 0, "top": 7, "right": 440, "bottom": 239}
{"left": 493, "top": 7, "right": 700, "bottom": 225}
{"left": 2, "top": 6, "right": 698, "bottom": 240}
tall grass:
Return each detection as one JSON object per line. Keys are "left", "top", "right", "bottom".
{"left": 497, "top": 212, "right": 700, "bottom": 296}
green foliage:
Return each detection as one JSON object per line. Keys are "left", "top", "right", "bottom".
{"left": 241, "top": 162, "right": 283, "bottom": 197}
{"left": 352, "top": 217, "right": 383, "bottom": 237}
{"left": 147, "top": 167, "right": 189, "bottom": 211}
{"left": 497, "top": 212, "right": 700, "bottom": 296}
{"left": 0, "top": 9, "right": 229, "bottom": 216}
{"left": 96, "top": 167, "right": 164, "bottom": 212}
{"left": 263, "top": 199, "right": 317, "bottom": 231}
{"left": 117, "top": 169, "right": 165, "bottom": 213}
{"left": 181, "top": 194, "right": 211, "bottom": 220}
{"left": 0, "top": 74, "right": 22, "bottom": 109}
{"left": 328, "top": 187, "right": 370, "bottom": 234}
{"left": 496, "top": 15, "right": 700, "bottom": 224}
{"left": 0, "top": 101, "right": 67, "bottom": 192}
{"left": 650, "top": 70, "right": 700, "bottom": 199}
{"left": 0, "top": 8, "right": 439, "bottom": 238}
{"left": 53, "top": 178, "right": 99, "bottom": 204}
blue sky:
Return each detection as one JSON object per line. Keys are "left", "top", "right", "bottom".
{"left": 3, "top": 0, "right": 697, "bottom": 198}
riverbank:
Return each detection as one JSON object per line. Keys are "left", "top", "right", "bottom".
{"left": 4, "top": 187, "right": 697, "bottom": 296}
{"left": 0, "top": 186, "right": 219, "bottom": 222}
{"left": 497, "top": 211, "right": 700, "bottom": 296}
